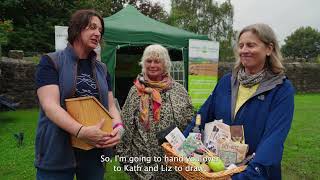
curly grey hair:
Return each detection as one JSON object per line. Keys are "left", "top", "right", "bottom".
{"left": 139, "top": 44, "right": 172, "bottom": 74}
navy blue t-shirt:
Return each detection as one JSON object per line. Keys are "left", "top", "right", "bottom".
{"left": 35, "top": 56, "right": 112, "bottom": 100}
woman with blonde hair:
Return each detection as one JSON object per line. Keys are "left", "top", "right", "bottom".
{"left": 116, "top": 44, "right": 193, "bottom": 179}
{"left": 184, "top": 23, "right": 294, "bottom": 180}
{"left": 234, "top": 23, "right": 285, "bottom": 74}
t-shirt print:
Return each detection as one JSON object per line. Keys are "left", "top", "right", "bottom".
{"left": 76, "top": 73, "right": 99, "bottom": 98}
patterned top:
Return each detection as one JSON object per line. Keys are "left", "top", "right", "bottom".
{"left": 116, "top": 81, "right": 194, "bottom": 180}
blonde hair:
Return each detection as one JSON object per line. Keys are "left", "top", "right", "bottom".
{"left": 234, "top": 23, "right": 285, "bottom": 74}
{"left": 140, "top": 44, "right": 172, "bottom": 74}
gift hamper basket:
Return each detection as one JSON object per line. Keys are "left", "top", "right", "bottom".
{"left": 162, "top": 143, "right": 246, "bottom": 180}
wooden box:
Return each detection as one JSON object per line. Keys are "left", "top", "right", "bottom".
{"left": 65, "top": 96, "right": 113, "bottom": 150}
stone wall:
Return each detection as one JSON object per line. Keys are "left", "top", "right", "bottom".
{"left": 0, "top": 58, "right": 320, "bottom": 109}
{"left": 0, "top": 57, "right": 37, "bottom": 109}
{"left": 218, "top": 62, "right": 320, "bottom": 93}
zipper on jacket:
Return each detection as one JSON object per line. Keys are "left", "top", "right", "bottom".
{"left": 233, "top": 90, "right": 267, "bottom": 123}
{"left": 233, "top": 103, "right": 247, "bottom": 124}
{"left": 69, "top": 58, "right": 79, "bottom": 98}
{"left": 92, "top": 60, "right": 103, "bottom": 103}
{"left": 231, "top": 73, "right": 285, "bottom": 122}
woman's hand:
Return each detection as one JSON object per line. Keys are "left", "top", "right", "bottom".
{"left": 95, "top": 126, "right": 123, "bottom": 148}
{"left": 77, "top": 119, "right": 110, "bottom": 147}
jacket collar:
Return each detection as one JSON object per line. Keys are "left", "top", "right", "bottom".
{"left": 230, "top": 69, "right": 286, "bottom": 120}
{"left": 65, "top": 44, "right": 97, "bottom": 62}
{"left": 253, "top": 71, "right": 286, "bottom": 96}
{"left": 231, "top": 69, "right": 286, "bottom": 95}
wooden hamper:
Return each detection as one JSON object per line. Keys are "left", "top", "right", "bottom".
{"left": 65, "top": 96, "right": 113, "bottom": 150}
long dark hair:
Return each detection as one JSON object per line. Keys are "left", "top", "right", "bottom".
{"left": 67, "top": 9, "right": 104, "bottom": 45}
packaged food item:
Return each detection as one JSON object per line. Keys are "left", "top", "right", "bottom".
{"left": 177, "top": 133, "right": 205, "bottom": 157}
{"left": 218, "top": 139, "right": 248, "bottom": 166}
{"left": 203, "top": 121, "right": 249, "bottom": 166}
{"left": 165, "top": 127, "right": 186, "bottom": 150}
{"left": 230, "top": 125, "right": 245, "bottom": 144}
{"left": 204, "top": 120, "right": 231, "bottom": 154}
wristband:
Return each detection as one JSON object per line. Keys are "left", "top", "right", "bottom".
{"left": 76, "top": 125, "right": 84, "bottom": 138}
{"left": 113, "top": 122, "right": 124, "bottom": 129}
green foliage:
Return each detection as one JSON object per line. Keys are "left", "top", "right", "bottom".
{"left": 0, "top": 20, "right": 13, "bottom": 56}
{"left": 24, "top": 55, "right": 41, "bottom": 64}
{"left": 107, "top": 0, "right": 168, "bottom": 22}
{"left": 316, "top": 55, "right": 320, "bottom": 64}
{"left": 0, "top": 0, "right": 76, "bottom": 54}
{"left": 281, "top": 26, "right": 320, "bottom": 62}
{"left": 168, "top": 0, "right": 234, "bottom": 60}
{"left": 0, "top": 0, "right": 167, "bottom": 55}
{"left": 219, "top": 38, "right": 235, "bottom": 62}
{"left": 0, "top": 20, "right": 13, "bottom": 45}
{"left": 169, "top": 0, "right": 233, "bottom": 41}
{"left": 75, "top": 0, "right": 113, "bottom": 17}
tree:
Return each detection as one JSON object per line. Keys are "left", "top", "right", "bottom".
{"left": 108, "top": 0, "right": 168, "bottom": 22}
{"left": 168, "top": 0, "right": 233, "bottom": 41}
{"left": 0, "top": 0, "right": 77, "bottom": 54}
{"left": 76, "top": 0, "right": 168, "bottom": 22}
{"left": 168, "top": 0, "right": 234, "bottom": 60}
{"left": 76, "top": 0, "right": 113, "bottom": 17}
{"left": 0, "top": 20, "right": 13, "bottom": 45}
{"left": 0, "top": 0, "right": 168, "bottom": 55}
{"left": 0, "top": 20, "right": 13, "bottom": 56}
{"left": 138, "top": 1, "right": 168, "bottom": 22}
{"left": 281, "top": 26, "right": 320, "bottom": 61}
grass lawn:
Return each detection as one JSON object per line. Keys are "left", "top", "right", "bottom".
{"left": 0, "top": 94, "right": 319, "bottom": 179}
{"left": 281, "top": 94, "right": 320, "bottom": 180}
{"left": 0, "top": 109, "right": 129, "bottom": 180}
{"left": 0, "top": 109, "right": 38, "bottom": 179}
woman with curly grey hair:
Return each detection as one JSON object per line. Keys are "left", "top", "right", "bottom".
{"left": 116, "top": 44, "right": 193, "bottom": 179}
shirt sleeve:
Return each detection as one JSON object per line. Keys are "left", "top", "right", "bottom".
{"left": 106, "top": 71, "right": 112, "bottom": 91}
{"left": 35, "top": 55, "right": 59, "bottom": 89}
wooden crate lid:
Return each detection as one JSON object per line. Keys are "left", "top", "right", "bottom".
{"left": 65, "top": 96, "right": 114, "bottom": 150}
{"left": 65, "top": 96, "right": 113, "bottom": 119}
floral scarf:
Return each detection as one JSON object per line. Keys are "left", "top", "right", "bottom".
{"left": 134, "top": 73, "right": 173, "bottom": 130}
{"left": 237, "top": 68, "right": 266, "bottom": 88}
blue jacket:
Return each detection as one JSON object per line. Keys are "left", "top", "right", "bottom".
{"left": 184, "top": 72, "right": 294, "bottom": 180}
{"left": 35, "top": 45, "right": 110, "bottom": 170}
